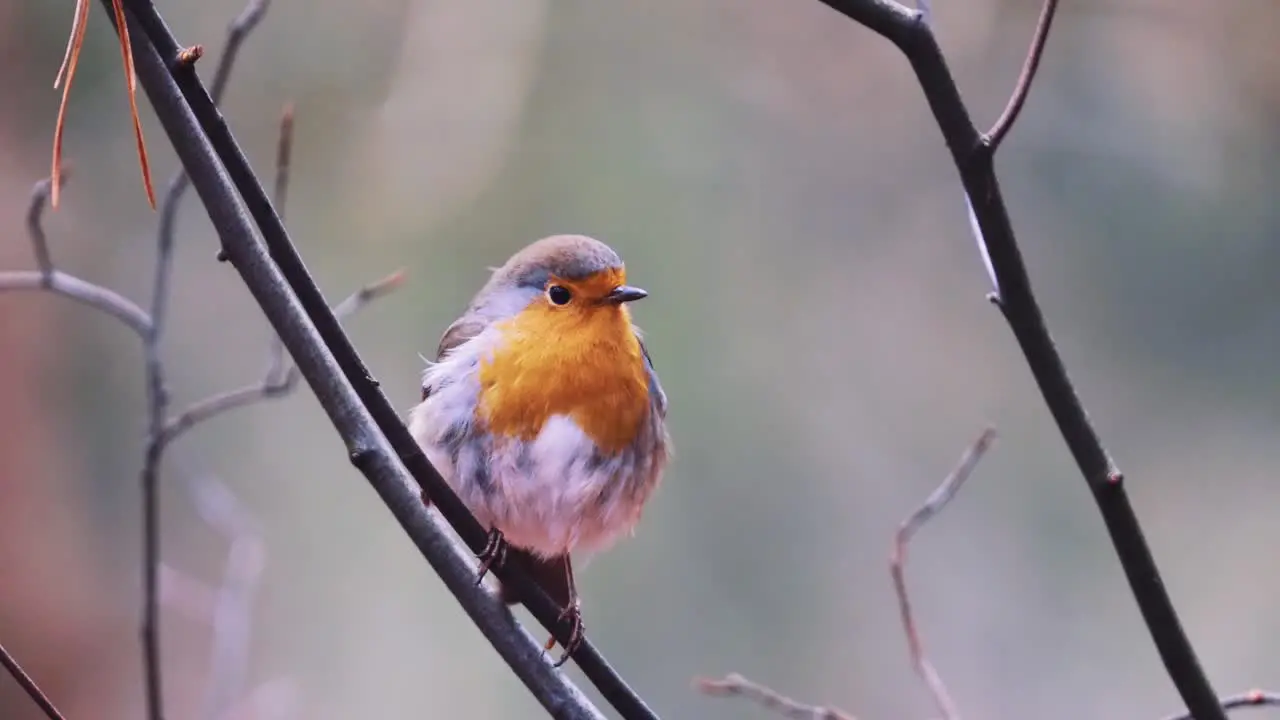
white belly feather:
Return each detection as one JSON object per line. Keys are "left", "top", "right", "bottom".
{"left": 408, "top": 330, "right": 662, "bottom": 558}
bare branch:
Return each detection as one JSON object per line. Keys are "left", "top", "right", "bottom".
{"left": 812, "top": 2, "right": 1230, "bottom": 717}
{"left": 0, "top": 177, "right": 152, "bottom": 337}
{"left": 982, "top": 0, "right": 1059, "bottom": 151}
{"left": 26, "top": 175, "right": 60, "bottom": 278}
{"left": 695, "top": 429, "right": 995, "bottom": 720}
{"left": 140, "top": 376, "right": 166, "bottom": 720}
{"left": 134, "top": 3, "right": 274, "bottom": 715}
{"left": 153, "top": 0, "right": 269, "bottom": 305}
{"left": 1160, "top": 690, "right": 1280, "bottom": 720}
{"left": 114, "top": 1, "right": 626, "bottom": 714}
{"left": 694, "top": 674, "right": 857, "bottom": 720}
{"left": 115, "top": 0, "right": 655, "bottom": 714}
{"left": 183, "top": 471, "right": 267, "bottom": 720}
{"left": 208, "top": 0, "right": 271, "bottom": 104}
{"left": 159, "top": 101, "right": 402, "bottom": 445}
{"left": 259, "top": 103, "right": 295, "bottom": 369}
{"left": 0, "top": 270, "right": 152, "bottom": 335}
{"left": 0, "top": 641, "right": 65, "bottom": 720}
{"left": 1, "top": 132, "right": 392, "bottom": 720}
{"left": 890, "top": 427, "right": 996, "bottom": 720}
{"left": 161, "top": 269, "right": 406, "bottom": 445}
{"left": 274, "top": 103, "right": 294, "bottom": 224}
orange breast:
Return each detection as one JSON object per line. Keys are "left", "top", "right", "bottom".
{"left": 477, "top": 302, "right": 650, "bottom": 454}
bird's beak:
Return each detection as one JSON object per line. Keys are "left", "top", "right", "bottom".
{"left": 605, "top": 285, "right": 648, "bottom": 304}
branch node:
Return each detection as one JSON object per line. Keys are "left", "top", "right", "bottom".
{"left": 694, "top": 674, "right": 856, "bottom": 720}
{"left": 983, "top": 0, "right": 1059, "bottom": 152}
{"left": 349, "top": 447, "right": 374, "bottom": 468}
{"left": 176, "top": 45, "right": 204, "bottom": 66}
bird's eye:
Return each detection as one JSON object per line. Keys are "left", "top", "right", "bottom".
{"left": 547, "top": 285, "right": 572, "bottom": 306}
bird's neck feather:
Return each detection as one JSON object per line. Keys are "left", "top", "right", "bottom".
{"left": 478, "top": 304, "right": 649, "bottom": 454}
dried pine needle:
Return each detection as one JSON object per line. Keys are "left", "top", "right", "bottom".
{"left": 52, "top": 0, "right": 156, "bottom": 210}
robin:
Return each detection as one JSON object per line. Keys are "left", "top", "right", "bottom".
{"left": 408, "top": 234, "right": 671, "bottom": 664}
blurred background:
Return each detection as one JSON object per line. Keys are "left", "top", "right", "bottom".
{"left": 3, "top": 0, "right": 1279, "bottom": 718}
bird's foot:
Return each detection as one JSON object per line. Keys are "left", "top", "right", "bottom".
{"left": 474, "top": 527, "right": 507, "bottom": 585}
{"left": 544, "top": 599, "right": 584, "bottom": 668}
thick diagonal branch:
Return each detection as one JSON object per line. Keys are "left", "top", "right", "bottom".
{"left": 106, "top": 0, "right": 654, "bottom": 716}
{"left": 812, "top": 2, "right": 1227, "bottom": 718}
{"left": 103, "top": 3, "right": 613, "bottom": 717}
{"left": 0, "top": 641, "right": 64, "bottom": 720}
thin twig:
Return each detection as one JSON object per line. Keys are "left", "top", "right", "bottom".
{"left": 260, "top": 103, "right": 295, "bottom": 367}
{"left": 695, "top": 430, "right": 995, "bottom": 720}
{"left": 889, "top": 428, "right": 996, "bottom": 720}
{"left": 140, "top": 432, "right": 166, "bottom": 720}
{"left": 982, "top": 0, "right": 1059, "bottom": 151}
{"left": 160, "top": 102, "right": 403, "bottom": 445}
{"left": 1160, "top": 690, "right": 1280, "bottom": 720}
{"left": 0, "top": 177, "right": 153, "bottom": 337}
{"left": 3, "top": 150, "right": 396, "bottom": 720}
{"left": 274, "top": 104, "right": 294, "bottom": 223}
{"left": 694, "top": 674, "right": 857, "bottom": 720}
{"left": 154, "top": 0, "right": 269, "bottom": 277}
{"left": 180, "top": 470, "right": 266, "bottom": 720}
{"left": 26, "top": 176, "right": 61, "bottom": 279}
{"left": 208, "top": 0, "right": 271, "bottom": 104}
{"left": 135, "top": 4, "right": 273, "bottom": 715}
{"left": 160, "top": 269, "right": 406, "bottom": 446}
{"left": 812, "top": 2, "right": 1229, "bottom": 718}
{"left": 0, "top": 641, "right": 66, "bottom": 720}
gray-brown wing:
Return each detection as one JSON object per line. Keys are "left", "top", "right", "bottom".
{"left": 420, "top": 315, "right": 487, "bottom": 401}
{"left": 639, "top": 337, "right": 667, "bottom": 418}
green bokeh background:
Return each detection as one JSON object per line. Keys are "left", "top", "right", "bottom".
{"left": 2, "top": 1, "right": 1278, "bottom": 718}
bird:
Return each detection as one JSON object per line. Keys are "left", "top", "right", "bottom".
{"left": 408, "top": 234, "right": 671, "bottom": 664}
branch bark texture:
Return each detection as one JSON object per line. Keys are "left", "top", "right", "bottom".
{"left": 814, "top": 2, "right": 1226, "bottom": 718}
{"left": 101, "top": 0, "right": 646, "bottom": 717}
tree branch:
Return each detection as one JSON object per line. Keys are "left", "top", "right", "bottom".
{"left": 694, "top": 674, "right": 856, "bottom": 720}
{"left": 0, "top": 641, "right": 65, "bottom": 720}
{"left": 8, "top": 9, "right": 400, "bottom": 718}
{"left": 137, "top": 5, "right": 270, "bottom": 714}
{"left": 812, "top": 1, "right": 1228, "bottom": 718}
{"left": 982, "top": 0, "right": 1059, "bottom": 151}
{"left": 161, "top": 268, "right": 405, "bottom": 446}
{"left": 0, "top": 177, "right": 153, "bottom": 337}
{"left": 105, "top": 0, "right": 656, "bottom": 716}
{"left": 4, "top": 162, "right": 399, "bottom": 720}
{"left": 160, "top": 103, "right": 404, "bottom": 447}
{"left": 1160, "top": 690, "right": 1280, "bottom": 720}
{"left": 177, "top": 468, "right": 270, "bottom": 720}
{"left": 889, "top": 427, "right": 996, "bottom": 720}
{"left": 696, "top": 429, "right": 995, "bottom": 720}
{"left": 94, "top": 1, "right": 621, "bottom": 717}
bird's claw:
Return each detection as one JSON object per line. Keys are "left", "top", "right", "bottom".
{"left": 475, "top": 527, "right": 507, "bottom": 585}
{"left": 544, "top": 600, "right": 584, "bottom": 668}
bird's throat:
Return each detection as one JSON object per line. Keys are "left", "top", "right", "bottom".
{"left": 477, "top": 305, "right": 649, "bottom": 454}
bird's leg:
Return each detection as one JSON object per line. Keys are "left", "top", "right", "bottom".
{"left": 475, "top": 527, "right": 508, "bottom": 585}
{"left": 544, "top": 555, "right": 584, "bottom": 668}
